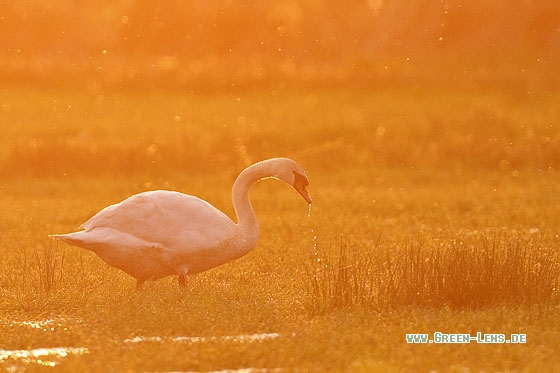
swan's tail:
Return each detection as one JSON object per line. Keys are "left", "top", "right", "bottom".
{"left": 50, "top": 227, "right": 156, "bottom": 254}
{"left": 50, "top": 232, "right": 89, "bottom": 247}
{"left": 50, "top": 230, "right": 112, "bottom": 254}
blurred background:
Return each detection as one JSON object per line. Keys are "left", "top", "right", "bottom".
{"left": 1, "top": 0, "right": 559, "bottom": 91}
{"left": 1, "top": 0, "right": 559, "bottom": 177}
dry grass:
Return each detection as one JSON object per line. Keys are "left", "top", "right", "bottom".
{"left": 1, "top": 85, "right": 559, "bottom": 371}
{"left": 28, "top": 241, "right": 66, "bottom": 294}
{"left": 306, "top": 232, "right": 559, "bottom": 315}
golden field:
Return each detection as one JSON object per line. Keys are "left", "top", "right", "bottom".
{"left": 0, "top": 85, "right": 559, "bottom": 372}
{"left": 1, "top": 1, "right": 560, "bottom": 371}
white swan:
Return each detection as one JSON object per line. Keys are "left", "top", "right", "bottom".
{"left": 51, "top": 158, "right": 311, "bottom": 286}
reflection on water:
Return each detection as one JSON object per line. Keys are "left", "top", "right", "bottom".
{"left": 1, "top": 318, "right": 87, "bottom": 369}
{"left": 204, "top": 369, "right": 282, "bottom": 373}
{"left": 0, "top": 347, "right": 89, "bottom": 367}
{"left": 124, "top": 332, "right": 280, "bottom": 344}
{"left": 4, "top": 317, "right": 83, "bottom": 331}
{"left": 3, "top": 317, "right": 281, "bottom": 371}
{"left": 14, "top": 319, "right": 67, "bottom": 332}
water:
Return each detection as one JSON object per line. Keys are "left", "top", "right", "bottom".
{"left": 123, "top": 333, "right": 284, "bottom": 373}
{"left": 12, "top": 318, "right": 69, "bottom": 332}
{"left": 0, "top": 347, "right": 89, "bottom": 367}
{"left": 124, "top": 332, "right": 280, "bottom": 344}
{"left": 0, "top": 344, "right": 279, "bottom": 372}
{"left": 1, "top": 318, "right": 88, "bottom": 368}
{"left": 311, "top": 228, "right": 319, "bottom": 263}
{"left": 307, "top": 203, "right": 323, "bottom": 267}
{"left": 1, "top": 317, "right": 281, "bottom": 370}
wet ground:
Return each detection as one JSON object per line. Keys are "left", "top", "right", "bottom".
{"left": 1, "top": 318, "right": 284, "bottom": 372}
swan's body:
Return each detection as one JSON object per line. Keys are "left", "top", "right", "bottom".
{"left": 51, "top": 158, "right": 311, "bottom": 286}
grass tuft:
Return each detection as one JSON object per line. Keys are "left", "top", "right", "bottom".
{"left": 20, "top": 241, "right": 66, "bottom": 294}
{"left": 306, "top": 232, "right": 560, "bottom": 315}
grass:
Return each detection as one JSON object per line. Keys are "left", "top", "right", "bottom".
{"left": 307, "top": 233, "right": 559, "bottom": 314}
{"left": 2, "top": 85, "right": 559, "bottom": 177}
{"left": 0, "top": 84, "right": 559, "bottom": 371}
{"left": 17, "top": 240, "right": 66, "bottom": 294}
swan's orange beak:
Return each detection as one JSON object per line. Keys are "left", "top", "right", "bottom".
{"left": 293, "top": 173, "right": 312, "bottom": 204}
{"left": 296, "top": 187, "right": 313, "bottom": 204}
{"left": 296, "top": 185, "right": 312, "bottom": 204}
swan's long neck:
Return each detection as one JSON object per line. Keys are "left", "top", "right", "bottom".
{"left": 231, "top": 160, "right": 274, "bottom": 239}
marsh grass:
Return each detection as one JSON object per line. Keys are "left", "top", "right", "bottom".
{"left": 306, "top": 232, "right": 560, "bottom": 315}
{"left": 19, "top": 241, "right": 66, "bottom": 294}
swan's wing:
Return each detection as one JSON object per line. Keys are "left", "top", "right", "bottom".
{"left": 81, "top": 190, "right": 235, "bottom": 251}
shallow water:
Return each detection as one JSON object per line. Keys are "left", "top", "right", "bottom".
{"left": 204, "top": 369, "right": 282, "bottom": 373}
{"left": 124, "top": 332, "right": 280, "bottom": 344}
{"left": 0, "top": 347, "right": 89, "bottom": 367}
{"left": 1, "top": 318, "right": 88, "bottom": 368}
{"left": 2, "top": 317, "right": 282, "bottom": 370}
{"left": 7, "top": 318, "right": 71, "bottom": 332}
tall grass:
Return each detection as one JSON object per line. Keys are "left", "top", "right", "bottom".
{"left": 306, "top": 232, "right": 559, "bottom": 315}
{"left": 19, "top": 241, "right": 66, "bottom": 294}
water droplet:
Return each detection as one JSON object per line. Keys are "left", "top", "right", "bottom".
{"left": 307, "top": 203, "right": 312, "bottom": 217}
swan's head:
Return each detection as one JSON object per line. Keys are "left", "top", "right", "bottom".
{"left": 269, "top": 158, "right": 312, "bottom": 204}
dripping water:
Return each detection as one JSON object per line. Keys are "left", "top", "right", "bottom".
{"left": 307, "top": 203, "right": 323, "bottom": 267}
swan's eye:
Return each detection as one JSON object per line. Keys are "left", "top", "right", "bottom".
{"left": 293, "top": 171, "right": 308, "bottom": 187}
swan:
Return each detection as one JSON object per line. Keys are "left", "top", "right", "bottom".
{"left": 51, "top": 158, "right": 311, "bottom": 287}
